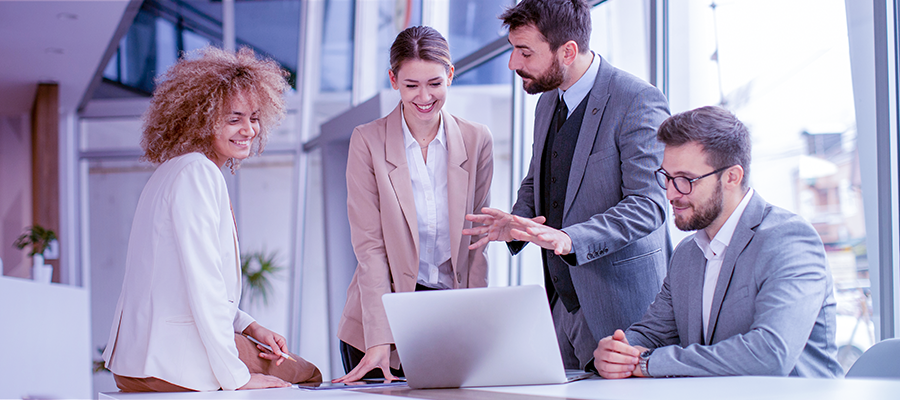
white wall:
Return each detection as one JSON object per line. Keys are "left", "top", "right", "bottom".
{"left": 0, "top": 114, "right": 32, "bottom": 278}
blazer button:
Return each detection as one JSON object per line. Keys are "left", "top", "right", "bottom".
{"left": 457, "top": 272, "right": 462, "bottom": 283}
{"left": 552, "top": 276, "right": 559, "bottom": 283}
{"left": 552, "top": 201, "right": 559, "bottom": 208}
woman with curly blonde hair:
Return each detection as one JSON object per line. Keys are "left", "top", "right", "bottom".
{"left": 103, "top": 46, "right": 321, "bottom": 392}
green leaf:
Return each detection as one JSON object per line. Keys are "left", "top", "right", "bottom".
{"left": 240, "top": 250, "right": 283, "bottom": 306}
{"left": 13, "top": 224, "right": 57, "bottom": 256}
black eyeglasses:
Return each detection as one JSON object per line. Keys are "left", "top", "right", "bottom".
{"left": 655, "top": 166, "right": 730, "bottom": 195}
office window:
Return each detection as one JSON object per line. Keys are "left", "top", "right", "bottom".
{"left": 114, "top": 10, "right": 159, "bottom": 94}
{"left": 444, "top": 53, "right": 514, "bottom": 286}
{"left": 668, "top": 0, "right": 872, "bottom": 371}
{"left": 320, "top": 0, "right": 355, "bottom": 93}
{"left": 96, "top": 0, "right": 305, "bottom": 98}
{"left": 447, "top": 0, "right": 509, "bottom": 55}
{"left": 447, "top": 0, "right": 512, "bottom": 86}
{"left": 591, "top": 0, "right": 651, "bottom": 82}
{"left": 374, "top": 0, "right": 424, "bottom": 90}
{"left": 235, "top": 0, "right": 302, "bottom": 89}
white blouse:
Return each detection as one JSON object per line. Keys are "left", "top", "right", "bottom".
{"left": 401, "top": 109, "right": 453, "bottom": 289}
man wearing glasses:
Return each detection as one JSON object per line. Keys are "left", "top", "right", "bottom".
{"left": 591, "top": 106, "right": 843, "bottom": 378}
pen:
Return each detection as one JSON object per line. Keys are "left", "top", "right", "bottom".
{"left": 243, "top": 334, "right": 297, "bottom": 362}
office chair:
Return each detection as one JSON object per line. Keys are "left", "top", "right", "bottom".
{"left": 845, "top": 338, "right": 900, "bottom": 379}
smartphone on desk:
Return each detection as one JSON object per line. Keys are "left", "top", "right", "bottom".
{"left": 295, "top": 377, "right": 407, "bottom": 390}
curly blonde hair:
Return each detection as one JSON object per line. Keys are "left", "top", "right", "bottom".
{"left": 141, "top": 46, "right": 289, "bottom": 171}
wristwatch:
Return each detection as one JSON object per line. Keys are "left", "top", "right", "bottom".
{"left": 638, "top": 349, "right": 653, "bottom": 377}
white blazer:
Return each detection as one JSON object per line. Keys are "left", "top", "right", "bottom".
{"left": 102, "top": 152, "right": 255, "bottom": 391}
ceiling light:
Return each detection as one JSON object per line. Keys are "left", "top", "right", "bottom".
{"left": 57, "top": 13, "right": 78, "bottom": 20}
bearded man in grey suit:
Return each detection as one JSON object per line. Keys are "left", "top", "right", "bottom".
{"left": 464, "top": 0, "right": 670, "bottom": 370}
{"left": 592, "top": 106, "right": 843, "bottom": 378}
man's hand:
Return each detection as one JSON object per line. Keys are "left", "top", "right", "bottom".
{"left": 243, "top": 322, "right": 289, "bottom": 366}
{"left": 238, "top": 373, "right": 290, "bottom": 390}
{"left": 508, "top": 215, "right": 573, "bottom": 255}
{"left": 332, "top": 344, "right": 397, "bottom": 383}
{"left": 593, "top": 329, "right": 641, "bottom": 379}
{"left": 464, "top": 208, "right": 546, "bottom": 250}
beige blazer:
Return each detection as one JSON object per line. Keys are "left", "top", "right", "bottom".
{"left": 337, "top": 104, "right": 493, "bottom": 367}
{"left": 102, "top": 153, "right": 255, "bottom": 391}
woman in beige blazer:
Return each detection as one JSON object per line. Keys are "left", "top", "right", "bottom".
{"left": 334, "top": 26, "right": 493, "bottom": 382}
{"left": 102, "top": 47, "right": 320, "bottom": 392}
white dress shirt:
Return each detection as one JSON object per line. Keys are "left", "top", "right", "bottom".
{"left": 694, "top": 188, "right": 754, "bottom": 338}
{"left": 401, "top": 108, "right": 453, "bottom": 289}
{"left": 556, "top": 51, "right": 601, "bottom": 117}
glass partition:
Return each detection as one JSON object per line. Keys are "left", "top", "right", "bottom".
{"left": 320, "top": 0, "right": 356, "bottom": 93}
{"left": 84, "top": 157, "right": 154, "bottom": 395}
{"left": 234, "top": 154, "right": 298, "bottom": 336}
{"left": 590, "top": 0, "right": 651, "bottom": 82}
{"left": 444, "top": 56, "right": 514, "bottom": 286}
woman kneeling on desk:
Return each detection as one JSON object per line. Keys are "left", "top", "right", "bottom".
{"left": 334, "top": 26, "right": 494, "bottom": 383}
{"left": 102, "top": 46, "right": 321, "bottom": 392}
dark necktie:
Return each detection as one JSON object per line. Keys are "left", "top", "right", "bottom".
{"left": 556, "top": 96, "right": 568, "bottom": 132}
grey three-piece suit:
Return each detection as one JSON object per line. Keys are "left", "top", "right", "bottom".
{"left": 510, "top": 55, "right": 671, "bottom": 344}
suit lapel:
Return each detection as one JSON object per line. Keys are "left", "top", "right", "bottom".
{"left": 684, "top": 242, "right": 706, "bottom": 345}
{"left": 565, "top": 58, "right": 610, "bottom": 217}
{"left": 385, "top": 104, "right": 420, "bottom": 255}
{"left": 444, "top": 111, "right": 468, "bottom": 283}
{"left": 705, "top": 192, "right": 765, "bottom": 344}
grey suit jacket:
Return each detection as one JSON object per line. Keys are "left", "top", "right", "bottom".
{"left": 510, "top": 56, "right": 670, "bottom": 341}
{"left": 626, "top": 192, "right": 843, "bottom": 378}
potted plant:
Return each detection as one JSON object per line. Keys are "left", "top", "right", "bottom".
{"left": 240, "top": 250, "right": 283, "bottom": 308}
{"left": 13, "top": 224, "right": 57, "bottom": 283}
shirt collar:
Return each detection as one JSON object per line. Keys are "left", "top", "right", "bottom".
{"left": 557, "top": 51, "right": 600, "bottom": 113}
{"left": 401, "top": 104, "right": 446, "bottom": 150}
{"left": 694, "top": 188, "right": 755, "bottom": 260}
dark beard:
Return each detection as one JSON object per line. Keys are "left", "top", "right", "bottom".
{"left": 674, "top": 181, "right": 723, "bottom": 231}
{"left": 516, "top": 58, "right": 564, "bottom": 94}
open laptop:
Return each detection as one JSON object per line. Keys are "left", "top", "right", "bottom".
{"left": 382, "top": 285, "right": 594, "bottom": 389}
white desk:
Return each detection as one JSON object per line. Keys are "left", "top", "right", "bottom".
{"left": 100, "top": 376, "right": 900, "bottom": 400}
{"left": 0, "top": 276, "right": 92, "bottom": 400}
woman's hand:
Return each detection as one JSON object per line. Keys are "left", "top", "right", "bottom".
{"left": 238, "top": 373, "right": 290, "bottom": 390}
{"left": 242, "top": 322, "right": 289, "bottom": 366}
{"left": 332, "top": 344, "right": 397, "bottom": 383}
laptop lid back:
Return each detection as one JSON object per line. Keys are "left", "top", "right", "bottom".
{"left": 382, "top": 285, "right": 567, "bottom": 389}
